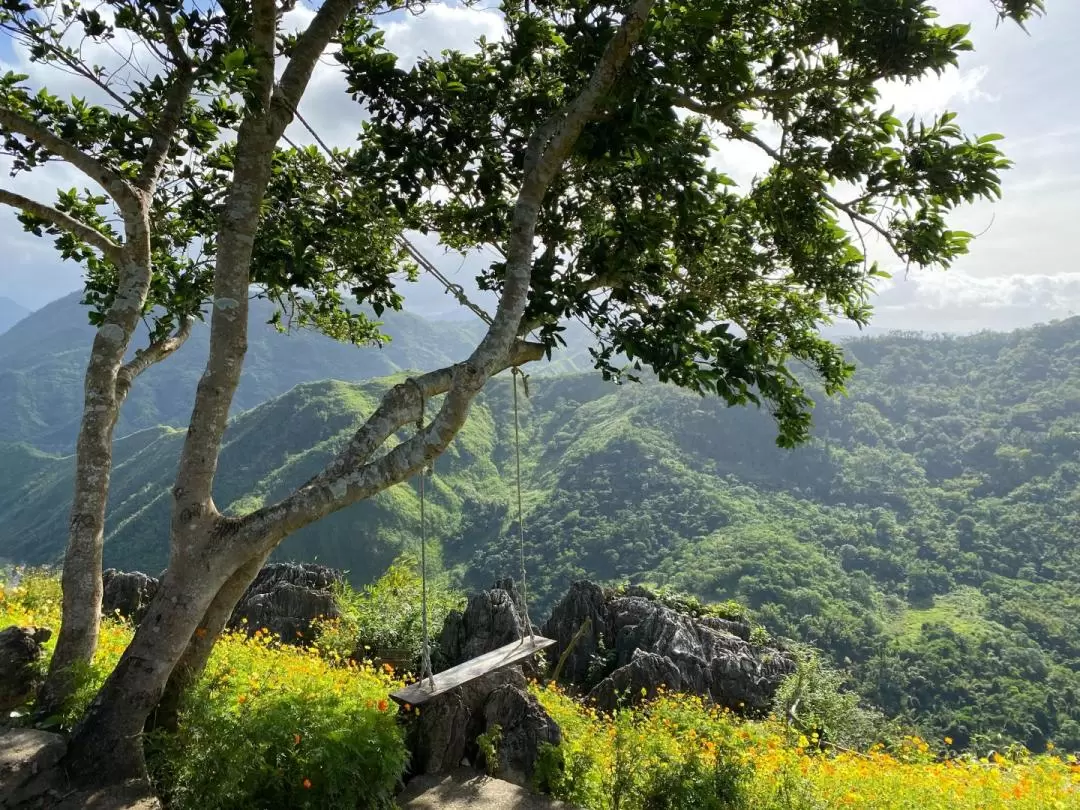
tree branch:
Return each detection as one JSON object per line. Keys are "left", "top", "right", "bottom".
{"left": 665, "top": 90, "right": 746, "bottom": 122}
{"left": 229, "top": 0, "right": 657, "bottom": 562}
{"left": 1, "top": 18, "right": 148, "bottom": 121}
{"left": 151, "top": 1, "right": 191, "bottom": 67}
{"left": 269, "top": 0, "right": 360, "bottom": 139}
{"left": 115, "top": 314, "right": 196, "bottom": 401}
{"left": 235, "top": 339, "right": 546, "bottom": 542}
{"left": 0, "top": 105, "right": 141, "bottom": 214}
{"left": 0, "top": 187, "right": 124, "bottom": 262}
{"left": 135, "top": 66, "right": 197, "bottom": 192}
{"left": 715, "top": 111, "right": 905, "bottom": 258}
{"left": 168, "top": 0, "right": 323, "bottom": 517}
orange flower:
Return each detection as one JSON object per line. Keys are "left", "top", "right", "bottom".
{"left": 302, "top": 778, "right": 312, "bottom": 789}
{"left": 378, "top": 699, "right": 388, "bottom": 712}
{"left": 237, "top": 694, "right": 247, "bottom": 704}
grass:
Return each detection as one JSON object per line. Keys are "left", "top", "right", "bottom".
{"left": 3, "top": 569, "right": 1078, "bottom": 809}
{"left": 889, "top": 586, "right": 996, "bottom": 643}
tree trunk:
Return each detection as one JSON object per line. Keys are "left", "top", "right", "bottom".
{"left": 39, "top": 260, "right": 151, "bottom": 716}
{"left": 151, "top": 551, "right": 270, "bottom": 731}
{"left": 62, "top": 553, "right": 234, "bottom": 786}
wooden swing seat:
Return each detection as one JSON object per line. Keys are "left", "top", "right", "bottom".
{"left": 389, "top": 635, "right": 556, "bottom": 707}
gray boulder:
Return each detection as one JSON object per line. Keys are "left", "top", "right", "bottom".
{"left": 408, "top": 668, "right": 560, "bottom": 787}
{"left": 482, "top": 682, "right": 562, "bottom": 783}
{"left": 437, "top": 579, "right": 533, "bottom": 669}
{"left": 101, "top": 569, "right": 159, "bottom": 622}
{"left": 0, "top": 727, "right": 161, "bottom": 809}
{"left": 543, "top": 582, "right": 795, "bottom": 713}
{"left": 0, "top": 626, "right": 51, "bottom": 713}
{"left": 541, "top": 581, "right": 609, "bottom": 685}
{"left": 587, "top": 649, "right": 684, "bottom": 711}
{"left": 98, "top": 562, "right": 344, "bottom": 647}
{"left": 228, "top": 562, "right": 342, "bottom": 644}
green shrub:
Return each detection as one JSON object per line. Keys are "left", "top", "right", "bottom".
{"left": 772, "top": 646, "right": 890, "bottom": 750}
{"left": 314, "top": 554, "right": 464, "bottom": 670}
{"left": 149, "top": 629, "right": 407, "bottom": 809}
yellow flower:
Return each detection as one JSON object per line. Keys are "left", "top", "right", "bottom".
{"left": 944, "top": 736, "right": 953, "bottom": 745}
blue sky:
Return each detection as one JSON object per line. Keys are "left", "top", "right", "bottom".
{"left": 1, "top": 1, "right": 1078, "bottom": 333}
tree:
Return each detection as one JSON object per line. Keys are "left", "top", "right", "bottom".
{"left": 0, "top": 0, "right": 1047, "bottom": 793}
{"left": 1, "top": 0, "right": 409, "bottom": 714}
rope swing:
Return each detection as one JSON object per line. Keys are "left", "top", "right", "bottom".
{"left": 511, "top": 366, "right": 535, "bottom": 642}
{"left": 390, "top": 368, "right": 554, "bottom": 707}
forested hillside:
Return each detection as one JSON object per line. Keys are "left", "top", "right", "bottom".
{"left": 0, "top": 292, "right": 602, "bottom": 452}
{"left": 2, "top": 313, "right": 1080, "bottom": 754}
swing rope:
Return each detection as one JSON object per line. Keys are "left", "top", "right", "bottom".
{"left": 418, "top": 462, "right": 436, "bottom": 690}
{"left": 408, "top": 378, "right": 436, "bottom": 691}
{"left": 409, "top": 365, "right": 536, "bottom": 699}
{"left": 511, "top": 366, "right": 535, "bottom": 642}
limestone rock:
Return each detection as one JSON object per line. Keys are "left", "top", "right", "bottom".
{"left": 101, "top": 569, "right": 159, "bottom": 623}
{"left": 0, "top": 728, "right": 66, "bottom": 809}
{"left": 482, "top": 683, "right": 561, "bottom": 784}
{"left": 408, "top": 668, "right": 559, "bottom": 787}
{"left": 227, "top": 562, "right": 343, "bottom": 644}
{"left": 587, "top": 648, "right": 684, "bottom": 711}
{"left": 541, "top": 581, "right": 610, "bottom": 685}
{"left": 543, "top": 583, "right": 795, "bottom": 713}
{"left": 437, "top": 579, "right": 532, "bottom": 669}
{"left": 99, "top": 563, "right": 345, "bottom": 647}
{"left": 0, "top": 626, "right": 51, "bottom": 713}
{"left": 398, "top": 769, "right": 571, "bottom": 810}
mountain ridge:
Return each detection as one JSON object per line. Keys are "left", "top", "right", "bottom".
{"left": 0, "top": 296, "right": 30, "bottom": 335}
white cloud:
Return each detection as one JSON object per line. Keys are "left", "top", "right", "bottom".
{"left": 876, "top": 65, "right": 995, "bottom": 117}
{"left": 871, "top": 270, "right": 1080, "bottom": 332}
{"left": 382, "top": 3, "right": 504, "bottom": 67}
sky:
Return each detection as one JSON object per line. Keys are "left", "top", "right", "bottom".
{"left": 1, "top": 1, "right": 1077, "bottom": 334}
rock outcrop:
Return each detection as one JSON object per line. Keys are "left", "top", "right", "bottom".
{"left": 227, "top": 563, "right": 343, "bottom": 643}
{"left": 407, "top": 669, "right": 560, "bottom": 787}
{"left": 102, "top": 569, "right": 160, "bottom": 623}
{"left": 542, "top": 581, "right": 795, "bottom": 712}
{"left": 0, "top": 727, "right": 161, "bottom": 809}
{"left": 0, "top": 626, "right": 51, "bottom": 713}
{"left": 98, "top": 562, "right": 343, "bottom": 646}
{"left": 437, "top": 579, "right": 534, "bottom": 669}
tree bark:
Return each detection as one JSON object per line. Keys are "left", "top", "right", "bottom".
{"left": 63, "top": 556, "right": 233, "bottom": 785}
{"left": 62, "top": 0, "right": 288, "bottom": 783}
{"left": 38, "top": 248, "right": 152, "bottom": 716}
{"left": 151, "top": 551, "right": 270, "bottom": 732}
{"left": 31, "top": 51, "right": 197, "bottom": 717}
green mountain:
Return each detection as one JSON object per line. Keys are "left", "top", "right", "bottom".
{"left": 0, "top": 297, "right": 30, "bottom": 335}
{"left": 0, "top": 291, "right": 486, "bottom": 453}
{"left": 0, "top": 292, "right": 602, "bottom": 453}
{"left": 2, "top": 315, "right": 1080, "bottom": 752}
